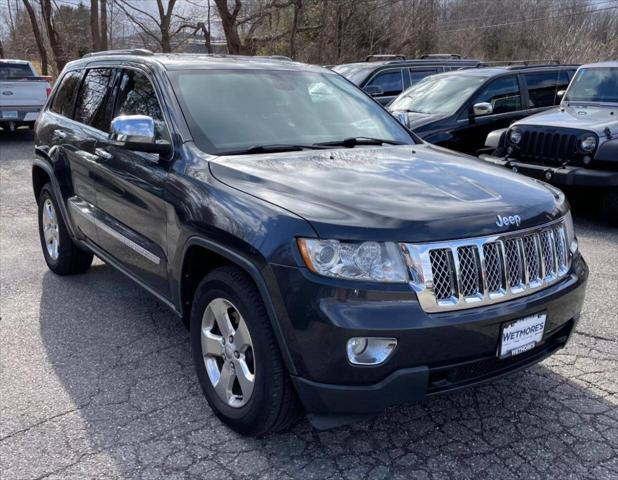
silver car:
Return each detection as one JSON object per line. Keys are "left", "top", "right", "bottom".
{"left": 481, "top": 61, "right": 618, "bottom": 221}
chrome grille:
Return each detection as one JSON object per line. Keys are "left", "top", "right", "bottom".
{"left": 402, "top": 218, "right": 572, "bottom": 312}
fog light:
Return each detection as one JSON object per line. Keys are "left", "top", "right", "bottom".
{"left": 583, "top": 155, "right": 592, "bottom": 165}
{"left": 346, "top": 337, "right": 397, "bottom": 366}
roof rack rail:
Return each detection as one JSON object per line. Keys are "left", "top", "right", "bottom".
{"left": 83, "top": 48, "right": 154, "bottom": 58}
{"left": 419, "top": 53, "right": 462, "bottom": 59}
{"left": 366, "top": 54, "right": 406, "bottom": 62}
{"left": 477, "top": 59, "right": 561, "bottom": 68}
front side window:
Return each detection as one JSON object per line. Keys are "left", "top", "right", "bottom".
{"left": 473, "top": 76, "right": 522, "bottom": 114}
{"left": 389, "top": 74, "right": 486, "bottom": 115}
{"left": 366, "top": 70, "right": 403, "bottom": 96}
{"left": 74, "top": 68, "right": 114, "bottom": 130}
{"left": 50, "top": 70, "right": 83, "bottom": 118}
{"left": 114, "top": 69, "right": 168, "bottom": 140}
{"left": 565, "top": 67, "right": 618, "bottom": 103}
{"left": 170, "top": 69, "right": 412, "bottom": 154}
{"left": 524, "top": 71, "right": 562, "bottom": 108}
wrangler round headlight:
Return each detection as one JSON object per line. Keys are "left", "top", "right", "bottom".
{"left": 580, "top": 135, "right": 597, "bottom": 152}
{"left": 297, "top": 238, "right": 408, "bottom": 283}
{"left": 509, "top": 129, "right": 522, "bottom": 145}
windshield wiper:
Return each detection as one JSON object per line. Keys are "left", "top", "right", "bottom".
{"left": 314, "top": 137, "right": 406, "bottom": 148}
{"left": 222, "top": 143, "right": 330, "bottom": 155}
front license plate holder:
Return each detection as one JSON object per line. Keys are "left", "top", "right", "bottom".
{"left": 2, "top": 111, "right": 19, "bottom": 119}
{"left": 499, "top": 313, "right": 547, "bottom": 359}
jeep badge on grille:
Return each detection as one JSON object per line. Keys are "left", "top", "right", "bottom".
{"left": 496, "top": 214, "right": 521, "bottom": 228}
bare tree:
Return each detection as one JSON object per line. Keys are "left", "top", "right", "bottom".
{"left": 214, "top": 0, "right": 244, "bottom": 54}
{"left": 115, "top": 0, "right": 179, "bottom": 53}
{"left": 40, "top": 0, "right": 66, "bottom": 73}
{"left": 0, "top": 38, "right": 4, "bottom": 59}
{"left": 90, "top": 0, "right": 101, "bottom": 51}
{"left": 100, "top": 0, "right": 108, "bottom": 49}
{"left": 22, "top": 0, "right": 49, "bottom": 74}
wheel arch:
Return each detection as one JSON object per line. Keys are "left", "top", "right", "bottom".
{"left": 179, "top": 237, "right": 298, "bottom": 375}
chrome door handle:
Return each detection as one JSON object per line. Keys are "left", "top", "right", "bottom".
{"left": 94, "top": 148, "right": 112, "bottom": 160}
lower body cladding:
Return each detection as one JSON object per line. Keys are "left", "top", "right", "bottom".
{"left": 270, "top": 255, "right": 588, "bottom": 428}
{"left": 0, "top": 108, "right": 41, "bottom": 131}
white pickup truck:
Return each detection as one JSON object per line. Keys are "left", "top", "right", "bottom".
{"left": 0, "top": 59, "right": 51, "bottom": 132}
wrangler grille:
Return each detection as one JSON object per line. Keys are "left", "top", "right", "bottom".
{"left": 518, "top": 130, "right": 578, "bottom": 164}
{"left": 402, "top": 219, "right": 571, "bottom": 312}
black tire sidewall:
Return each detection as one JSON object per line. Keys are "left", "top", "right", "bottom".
{"left": 190, "top": 273, "right": 281, "bottom": 431}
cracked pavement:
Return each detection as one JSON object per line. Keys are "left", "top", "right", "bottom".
{"left": 1, "top": 130, "right": 616, "bottom": 479}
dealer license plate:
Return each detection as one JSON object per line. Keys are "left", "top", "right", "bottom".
{"left": 499, "top": 313, "right": 546, "bottom": 359}
{"left": 2, "top": 111, "right": 18, "bottom": 119}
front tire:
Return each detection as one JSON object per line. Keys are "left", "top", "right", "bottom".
{"left": 37, "top": 184, "right": 93, "bottom": 275}
{"left": 190, "top": 266, "right": 300, "bottom": 436}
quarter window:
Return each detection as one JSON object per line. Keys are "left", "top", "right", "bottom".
{"left": 366, "top": 70, "right": 403, "bottom": 96}
{"left": 50, "top": 70, "right": 83, "bottom": 118}
{"left": 473, "top": 76, "right": 522, "bottom": 114}
{"left": 74, "top": 68, "right": 114, "bottom": 130}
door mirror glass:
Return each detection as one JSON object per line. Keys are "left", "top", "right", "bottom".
{"left": 473, "top": 102, "right": 493, "bottom": 116}
{"left": 363, "top": 85, "right": 384, "bottom": 97}
{"left": 109, "top": 115, "right": 171, "bottom": 156}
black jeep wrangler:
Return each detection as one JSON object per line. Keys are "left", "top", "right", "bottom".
{"left": 33, "top": 50, "right": 587, "bottom": 435}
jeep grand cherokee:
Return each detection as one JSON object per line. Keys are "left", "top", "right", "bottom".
{"left": 33, "top": 50, "right": 588, "bottom": 435}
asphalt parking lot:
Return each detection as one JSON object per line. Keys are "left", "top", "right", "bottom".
{"left": 1, "top": 130, "right": 616, "bottom": 480}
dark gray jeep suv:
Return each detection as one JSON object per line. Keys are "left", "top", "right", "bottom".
{"left": 33, "top": 50, "right": 587, "bottom": 435}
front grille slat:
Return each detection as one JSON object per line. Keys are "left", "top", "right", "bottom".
{"left": 512, "top": 127, "right": 585, "bottom": 165}
{"left": 407, "top": 218, "right": 571, "bottom": 312}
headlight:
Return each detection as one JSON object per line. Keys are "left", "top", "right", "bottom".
{"left": 509, "top": 129, "right": 522, "bottom": 145}
{"left": 297, "top": 239, "right": 408, "bottom": 283}
{"left": 579, "top": 135, "right": 597, "bottom": 152}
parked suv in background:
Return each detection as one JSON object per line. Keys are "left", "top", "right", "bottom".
{"left": 332, "top": 54, "right": 482, "bottom": 105}
{"left": 0, "top": 59, "right": 51, "bottom": 131}
{"left": 33, "top": 50, "right": 587, "bottom": 436}
{"left": 481, "top": 61, "right": 618, "bottom": 221}
{"left": 388, "top": 64, "right": 577, "bottom": 155}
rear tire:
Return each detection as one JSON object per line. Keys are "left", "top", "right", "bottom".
{"left": 37, "top": 183, "right": 93, "bottom": 275}
{"left": 603, "top": 189, "right": 618, "bottom": 226}
{"left": 190, "top": 266, "right": 300, "bottom": 436}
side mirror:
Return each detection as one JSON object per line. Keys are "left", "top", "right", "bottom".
{"left": 557, "top": 89, "right": 566, "bottom": 98}
{"left": 109, "top": 115, "right": 171, "bottom": 156}
{"left": 363, "top": 85, "right": 384, "bottom": 97}
{"left": 473, "top": 102, "right": 493, "bottom": 116}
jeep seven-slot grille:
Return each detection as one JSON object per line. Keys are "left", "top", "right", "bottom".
{"left": 403, "top": 219, "right": 571, "bottom": 312}
{"left": 518, "top": 130, "right": 578, "bottom": 164}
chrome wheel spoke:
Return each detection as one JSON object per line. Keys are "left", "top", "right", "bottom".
{"left": 234, "top": 357, "right": 255, "bottom": 399}
{"left": 209, "top": 299, "right": 234, "bottom": 337}
{"left": 234, "top": 317, "right": 252, "bottom": 352}
{"left": 201, "top": 329, "right": 224, "bottom": 358}
{"left": 41, "top": 199, "right": 60, "bottom": 260}
{"left": 214, "top": 361, "right": 235, "bottom": 403}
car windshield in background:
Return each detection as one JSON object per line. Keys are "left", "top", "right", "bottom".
{"left": 389, "top": 74, "right": 486, "bottom": 115}
{"left": 565, "top": 67, "right": 618, "bottom": 104}
{"left": 171, "top": 69, "right": 413, "bottom": 155}
{"left": 330, "top": 64, "right": 375, "bottom": 85}
{"left": 0, "top": 63, "right": 35, "bottom": 80}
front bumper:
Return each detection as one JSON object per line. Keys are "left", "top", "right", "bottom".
{"left": 271, "top": 254, "right": 588, "bottom": 415}
{"left": 479, "top": 154, "right": 618, "bottom": 188}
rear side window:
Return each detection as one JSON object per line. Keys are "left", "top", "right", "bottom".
{"left": 524, "top": 71, "right": 566, "bottom": 108}
{"left": 74, "top": 68, "right": 114, "bottom": 130}
{"left": 113, "top": 69, "right": 168, "bottom": 140}
{"left": 409, "top": 69, "right": 439, "bottom": 88}
{"left": 50, "top": 70, "right": 83, "bottom": 118}
{"left": 366, "top": 70, "right": 403, "bottom": 96}
{"left": 473, "top": 76, "right": 522, "bottom": 114}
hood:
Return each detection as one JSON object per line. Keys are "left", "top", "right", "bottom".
{"left": 389, "top": 110, "right": 448, "bottom": 131}
{"left": 209, "top": 145, "right": 566, "bottom": 242}
{"left": 514, "top": 104, "right": 618, "bottom": 136}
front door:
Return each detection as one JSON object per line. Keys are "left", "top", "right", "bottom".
{"left": 90, "top": 67, "right": 171, "bottom": 297}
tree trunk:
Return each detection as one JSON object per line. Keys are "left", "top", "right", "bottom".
{"left": 90, "top": 0, "right": 101, "bottom": 51}
{"left": 100, "top": 0, "right": 108, "bottom": 50}
{"left": 22, "top": 0, "right": 49, "bottom": 75}
{"left": 41, "top": 0, "right": 66, "bottom": 73}
{"left": 214, "top": 0, "right": 244, "bottom": 54}
{"left": 0, "top": 39, "right": 4, "bottom": 59}
{"left": 289, "top": 1, "right": 302, "bottom": 59}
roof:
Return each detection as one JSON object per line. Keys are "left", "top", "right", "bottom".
{"left": 0, "top": 59, "right": 32, "bottom": 64}
{"left": 68, "top": 51, "right": 327, "bottom": 73}
{"left": 580, "top": 61, "right": 618, "bottom": 68}
{"left": 433, "top": 64, "right": 578, "bottom": 79}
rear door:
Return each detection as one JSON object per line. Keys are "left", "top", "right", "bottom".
{"left": 363, "top": 68, "right": 405, "bottom": 105}
{"left": 522, "top": 69, "right": 572, "bottom": 113}
{"left": 89, "top": 67, "right": 171, "bottom": 297}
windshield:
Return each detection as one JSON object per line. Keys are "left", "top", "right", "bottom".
{"left": 389, "top": 74, "right": 487, "bottom": 115}
{"left": 171, "top": 69, "right": 413, "bottom": 155}
{"left": 0, "top": 63, "right": 35, "bottom": 80}
{"left": 330, "top": 64, "right": 374, "bottom": 85}
{"left": 564, "top": 67, "right": 618, "bottom": 104}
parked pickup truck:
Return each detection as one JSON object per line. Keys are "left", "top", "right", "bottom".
{"left": 0, "top": 59, "right": 51, "bottom": 131}
{"left": 481, "top": 61, "right": 618, "bottom": 221}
